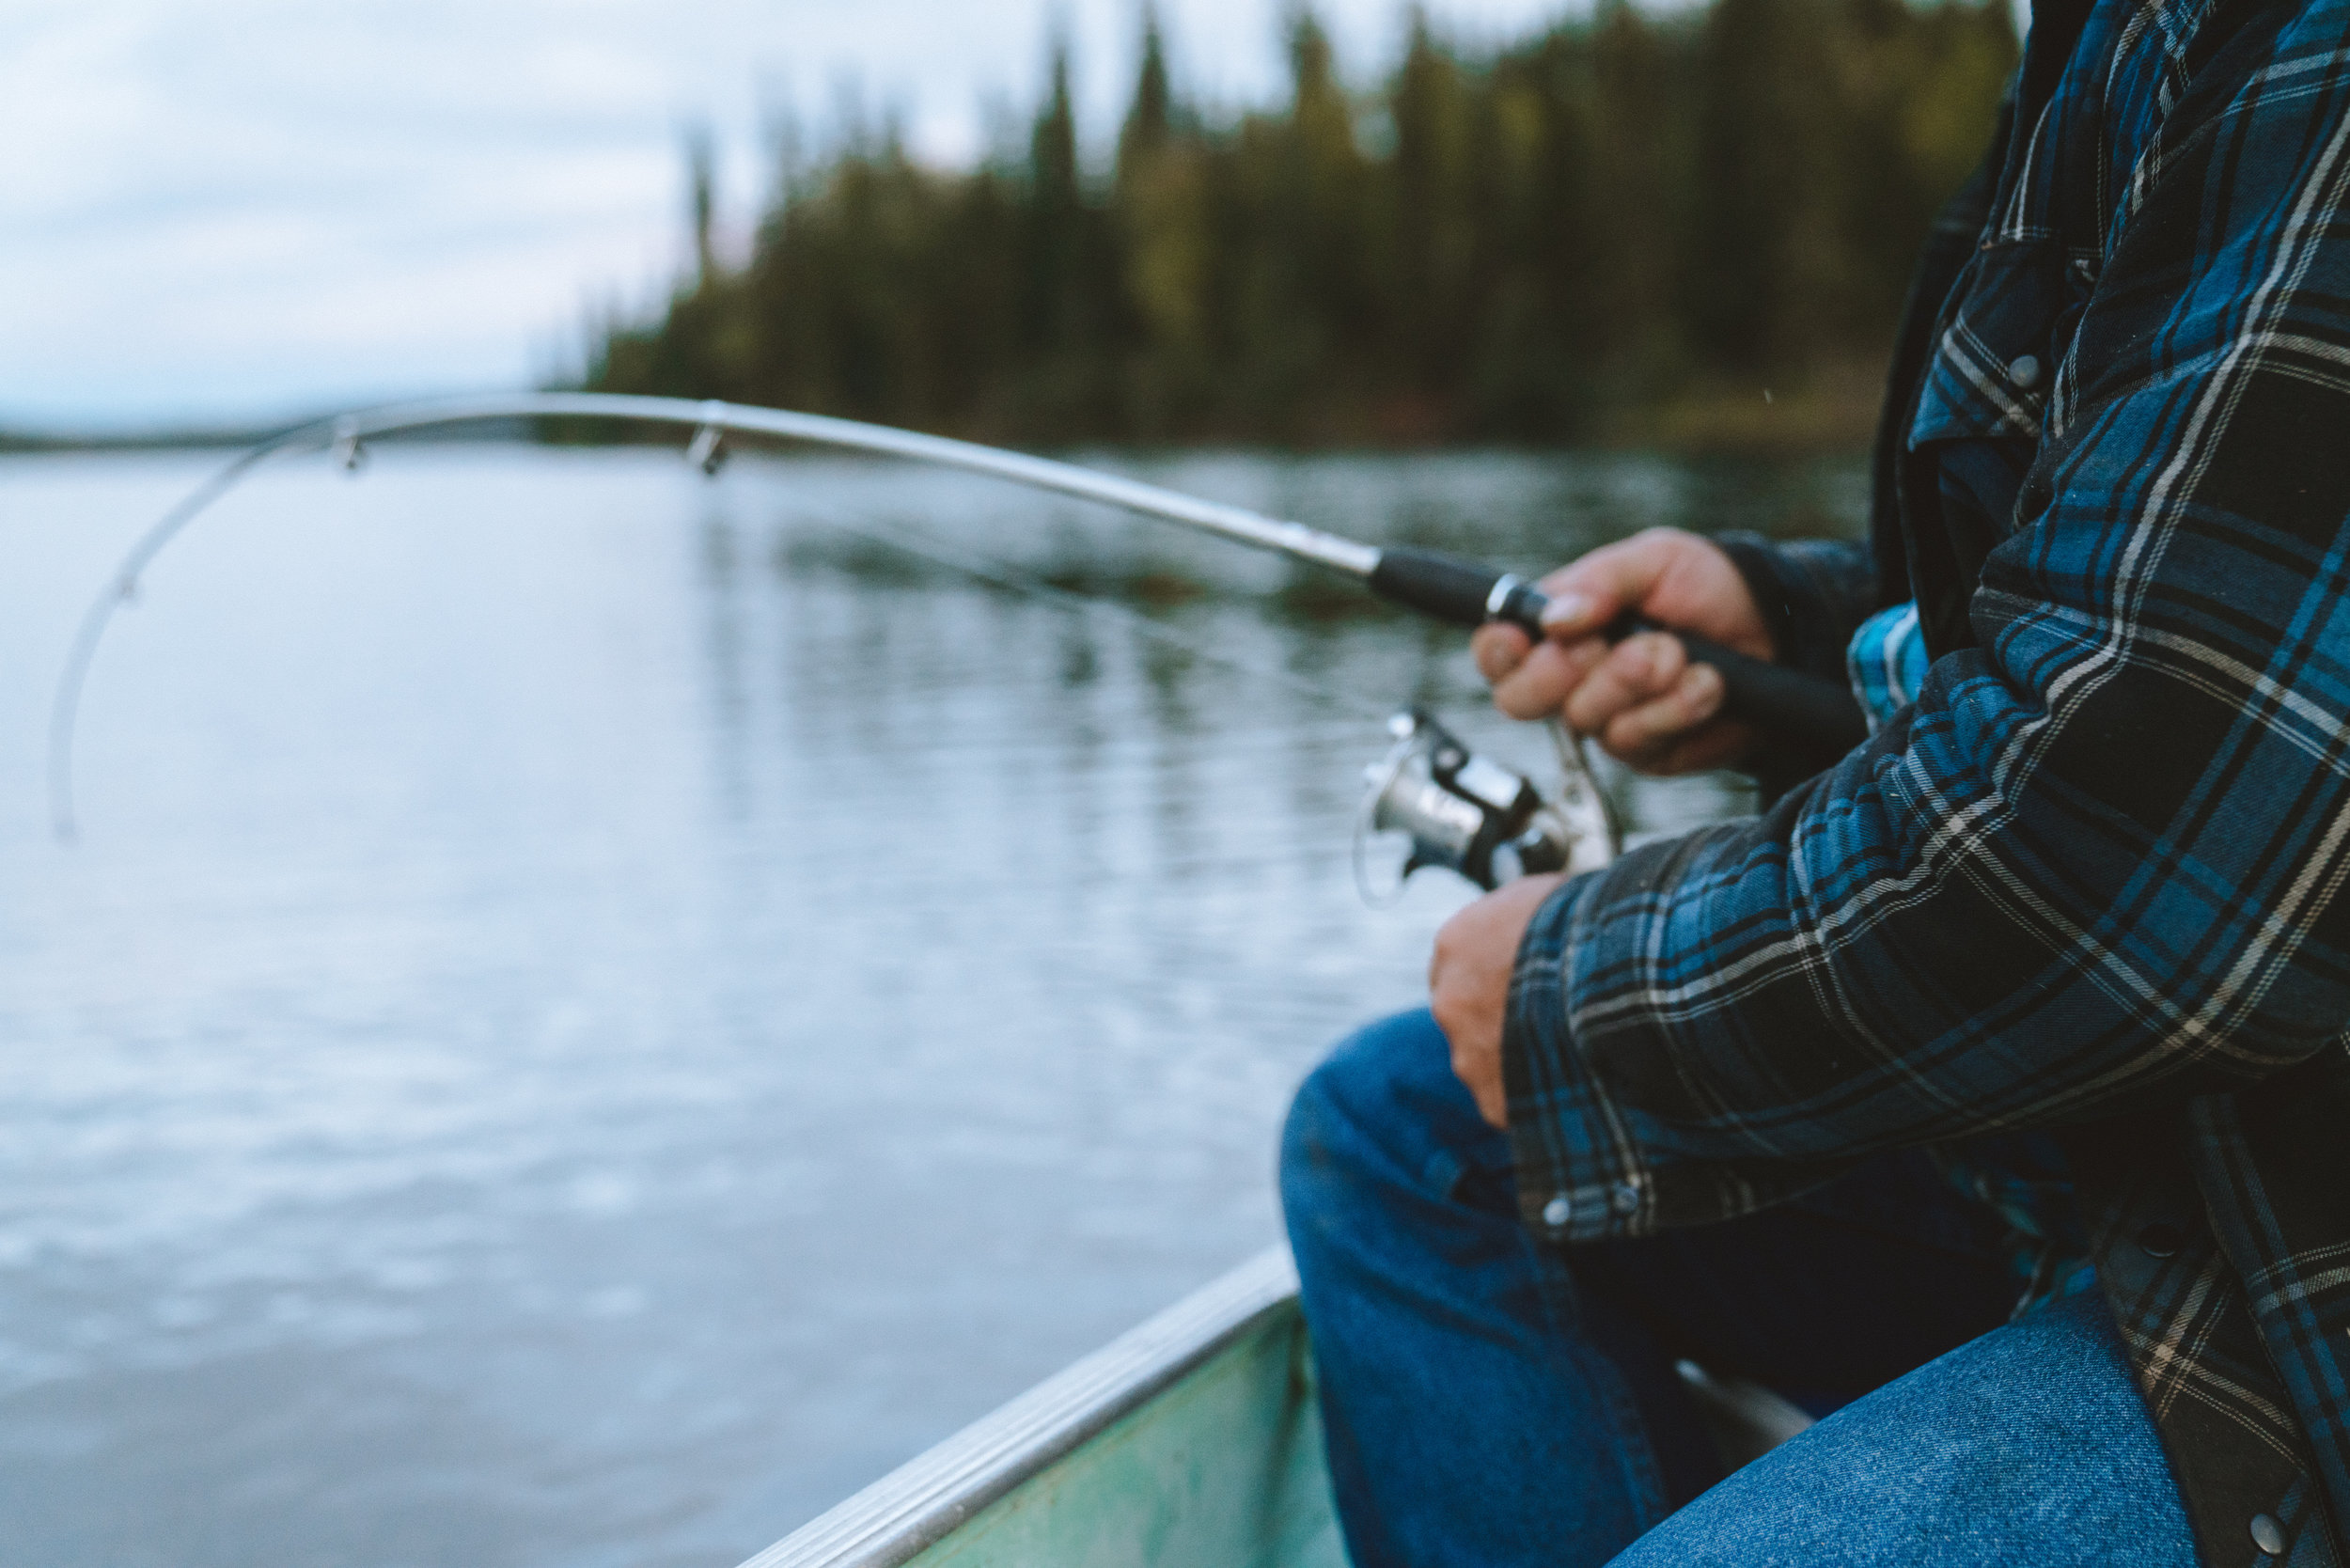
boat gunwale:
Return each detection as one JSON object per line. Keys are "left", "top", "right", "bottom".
{"left": 733, "top": 1246, "right": 1303, "bottom": 1568}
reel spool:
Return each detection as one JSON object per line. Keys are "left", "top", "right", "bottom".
{"left": 1355, "top": 711, "right": 1618, "bottom": 900}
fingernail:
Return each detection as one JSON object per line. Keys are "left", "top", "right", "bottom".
{"left": 1683, "top": 665, "right": 1722, "bottom": 706}
{"left": 1540, "top": 592, "right": 1593, "bottom": 631}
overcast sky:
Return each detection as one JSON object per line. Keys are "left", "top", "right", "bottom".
{"left": 4, "top": 0, "right": 1583, "bottom": 431}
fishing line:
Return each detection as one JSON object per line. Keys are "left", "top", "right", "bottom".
{"left": 783, "top": 501, "right": 1397, "bottom": 726}
{"left": 770, "top": 501, "right": 1584, "bottom": 898}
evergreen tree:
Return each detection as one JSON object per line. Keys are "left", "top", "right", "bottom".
{"left": 687, "top": 124, "right": 719, "bottom": 283}
{"left": 1388, "top": 9, "right": 1473, "bottom": 397}
{"left": 1118, "top": 7, "right": 1176, "bottom": 180}
{"left": 1114, "top": 8, "right": 1214, "bottom": 431}
{"left": 1025, "top": 36, "right": 1086, "bottom": 357}
{"left": 583, "top": 0, "right": 2018, "bottom": 447}
{"left": 1688, "top": 0, "right": 1818, "bottom": 371}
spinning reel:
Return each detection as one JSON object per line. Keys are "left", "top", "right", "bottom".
{"left": 1356, "top": 711, "right": 1619, "bottom": 898}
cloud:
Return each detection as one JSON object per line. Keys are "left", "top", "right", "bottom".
{"left": 1, "top": 0, "right": 1571, "bottom": 430}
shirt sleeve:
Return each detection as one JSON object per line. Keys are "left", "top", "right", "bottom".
{"left": 1714, "top": 533, "right": 1881, "bottom": 685}
{"left": 1504, "top": 13, "right": 2350, "bottom": 1244}
{"left": 1714, "top": 534, "right": 1888, "bottom": 798}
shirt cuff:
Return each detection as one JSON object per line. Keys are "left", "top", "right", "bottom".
{"left": 1499, "top": 845, "right": 1854, "bottom": 1246}
{"left": 1713, "top": 533, "right": 1882, "bottom": 801}
{"left": 1713, "top": 532, "right": 1880, "bottom": 683}
{"left": 1500, "top": 870, "right": 1659, "bottom": 1245}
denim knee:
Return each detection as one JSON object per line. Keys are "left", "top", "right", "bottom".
{"left": 1604, "top": 1293, "right": 2201, "bottom": 1568}
{"left": 1280, "top": 1008, "right": 1512, "bottom": 1248}
{"left": 1278, "top": 1027, "right": 1374, "bottom": 1244}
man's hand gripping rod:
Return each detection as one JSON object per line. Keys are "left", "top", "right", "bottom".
{"left": 1363, "top": 547, "right": 1867, "bottom": 757}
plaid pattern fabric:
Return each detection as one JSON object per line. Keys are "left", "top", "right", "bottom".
{"left": 1846, "top": 603, "right": 1928, "bottom": 734}
{"left": 1923, "top": 1132, "right": 2100, "bottom": 1311}
{"left": 1845, "top": 602, "right": 2103, "bottom": 1310}
{"left": 1504, "top": 0, "right": 2350, "bottom": 1559}
{"left": 1850, "top": 604, "right": 2103, "bottom": 1312}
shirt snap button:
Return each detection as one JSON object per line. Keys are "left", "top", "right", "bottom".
{"left": 1610, "top": 1182, "right": 1640, "bottom": 1216}
{"left": 2008, "top": 354, "right": 2044, "bottom": 389}
{"left": 1542, "top": 1196, "right": 1572, "bottom": 1229}
{"left": 2250, "top": 1512, "right": 2285, "bottom": 1556}
{"left": 2138, "top": 1223, "right": 2183, "bottom": 1259}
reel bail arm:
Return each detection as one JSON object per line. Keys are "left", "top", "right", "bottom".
{"left": 1358, "top": 710, "right": 1617, "bottom": 895}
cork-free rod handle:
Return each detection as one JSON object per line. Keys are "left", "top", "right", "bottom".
{"left": 1366, "top": 546, "right": 1869, "bottom": 760}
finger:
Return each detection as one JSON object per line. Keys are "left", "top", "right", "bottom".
{"left": 1533, "top": 529, "right": 1689, "bottom": 643}
{"left": 1471, "top": 622, "right": 1533, "bottom": 683}
{"left": 1600, "top": 661, "right": 1725, "bottom": 760}
{"left": 1439, "top": 1021, "right": 1496, "bottom": 1116}
{"left": 1458, "top": 1043, "right": 1508, "bottom": 1128}
{"left": 1491, "top": 635, "right": 1607, "bottom": 721}
{"left": 1563, "top": 631, "right": 1684, "bottom": 735}
{"left": 1535, "top": 586, "right": 1607, "bottom": 643}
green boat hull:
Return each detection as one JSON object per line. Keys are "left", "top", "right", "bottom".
{"left": 902, "top": 1294, "right": 1343, "bottom": 1568}
{"left": 740, "top": 1246, "right": 1810, "bottom": 1568}
{"left": 742, "top": 1248, "right": 1342, "bottom": 1568}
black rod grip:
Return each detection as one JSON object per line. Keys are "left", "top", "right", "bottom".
{"left": 1614, "top": 618, "right": 1871, "bottom": 757}
{"left": 1365, "top": 546, "right": 1510, "bottom": 629}
{"left": 1366, "top": 546, "right": 1869, "bottom": 760}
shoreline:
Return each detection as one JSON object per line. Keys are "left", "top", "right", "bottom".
{"left": 0, "top": 377, "right": 1883, "bottom": 463}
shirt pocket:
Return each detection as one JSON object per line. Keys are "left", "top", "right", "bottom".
{"left": 1908, "top": 238, "right": 2069, "bottom": 447}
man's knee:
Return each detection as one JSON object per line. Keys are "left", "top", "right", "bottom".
{"left": 1284, "top": 1010, "right": 1440, "bottom": 1181}
{"left": 1280, "top": 1008, "right": 1507, "bottom": 1244}
{"left": 1607, "top": 1295, "right": 2201, "bottom": 1568}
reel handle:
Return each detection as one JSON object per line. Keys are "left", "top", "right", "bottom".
{"left": 1366, "top": 546, "right": 1869, "bottom": 760}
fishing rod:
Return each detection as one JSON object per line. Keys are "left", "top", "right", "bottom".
{"left": 49, "top": 391, "right": 1865, "bottom": 886}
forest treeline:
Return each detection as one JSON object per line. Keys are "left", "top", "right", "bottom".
{"left": 581, "top": 0, "right": 2018, "bottom": 447}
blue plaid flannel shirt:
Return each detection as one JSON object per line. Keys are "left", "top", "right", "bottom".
{"left": 1506, "top": 0, "right": 2350, "bottom": 1560}
{"left": 1852, "top": 602, "right": 2102, "bottom": 1315}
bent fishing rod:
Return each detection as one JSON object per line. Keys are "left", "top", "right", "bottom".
{"left": 49, "top": 391, "right": 1866, "bottom": 886}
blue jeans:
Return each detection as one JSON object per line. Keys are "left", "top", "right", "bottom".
{"left": 1278, "top": 1010, "right": 2201, "bottom": 1567}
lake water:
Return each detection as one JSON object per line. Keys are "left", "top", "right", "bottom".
{"left": 0, "top": 443, "right": 1863, "bottom": 1568}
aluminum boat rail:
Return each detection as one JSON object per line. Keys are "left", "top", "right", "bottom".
{"left": 726, "top": 1244, "right": 1811, "bottom": 1568}
{"left": 737, "top": 1247, "right": 1324, "bottom": 1568}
